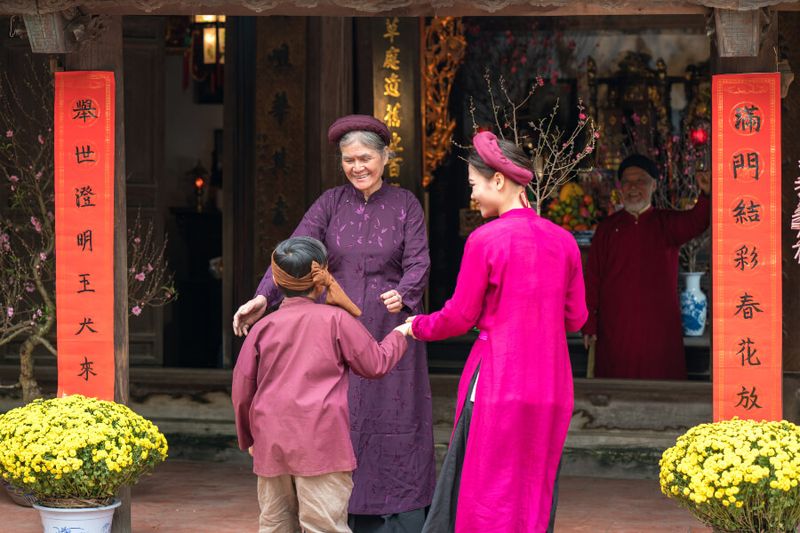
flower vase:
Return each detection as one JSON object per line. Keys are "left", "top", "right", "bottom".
{"left": 33, "top": 499, "right": 121, "bottom": 533}
{"left": 680, "top": 272, "right": 707, "bottom": 336}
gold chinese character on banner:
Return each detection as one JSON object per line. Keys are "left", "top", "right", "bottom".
{"left": 383, "top": 46, "right": 401, "bottom": 71}
{"left": 388, "top": 157, "right": 404, "bottom": 179}
{"left": 389, "top": 131, "right": 404, "bottom": 154}
{"left": 384, "top": 103, "right": 402, "bottom": 128}
{"left": 383, "top": 73, "right": 401, "bottom": 98}
{"left": 383, "top": 18, "right": 400, "bottom": 43}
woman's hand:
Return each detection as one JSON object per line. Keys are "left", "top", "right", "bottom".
{"left": 380, "top": 289, "right": 403, "bottom": 313}
{"left": 394, "top": 322, "right": 412, "bottom": 336}
{"left": 394, "top": 319, "right": 417, "bottom": 339}
{"left": 233, "top": 295, "right": 268, "bottom": 337}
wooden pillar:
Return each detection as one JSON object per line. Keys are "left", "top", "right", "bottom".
{"left": 305, "top": 18, "right": 354, "bottom": 201}
{"left": 222, "top": 17, "right": 256, "bottom": 366}
{"left": 710, "top": 8, "right": 800, "bottom": 421}
{"left": 712, "top": 9, "right": 777, "bottom": 75}
{"left": 779, "top": 11, "right": 800, "bottom": 420}
{"left": 63, "top": 15, "right": 130, "bottom": 533}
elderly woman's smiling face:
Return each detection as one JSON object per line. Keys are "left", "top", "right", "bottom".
{"left": 340, "top": 135, "right": 388, "bottom": 199}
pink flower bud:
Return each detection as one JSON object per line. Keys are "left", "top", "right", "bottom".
{"left": 132, "top": 306, "right": 142, "bottom": 316}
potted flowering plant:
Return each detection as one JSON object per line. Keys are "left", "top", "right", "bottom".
{"left": 0, "top": 394, "right": 168, "bottom": 532}
{"left": 660, "top": 418, "right": 800, "bottom": 532}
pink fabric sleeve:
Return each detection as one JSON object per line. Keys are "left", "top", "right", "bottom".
{"left": 412, "top": 234, "right": 489, "bottom": 341}
{"left": 337, "top": 316, "right": 408, "bottom": 379}
{"left": 231, "top": 330, "right": 259, "bottom": 450}
{"left": 565, "top": 241, "right": 589, "bottom": 332}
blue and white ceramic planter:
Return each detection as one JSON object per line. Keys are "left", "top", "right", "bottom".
{"left": 33, "top": 499, "right": 120, "bottom": 533}
{"left": 680, "top": 272, "right": 707, "bottom": 337}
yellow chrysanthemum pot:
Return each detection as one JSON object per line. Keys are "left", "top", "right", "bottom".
{"left": 660, "top": 418, "right": 800, "bottom": 533}
{"left": 0, "top": 395, "right": 168, "bottom": 532}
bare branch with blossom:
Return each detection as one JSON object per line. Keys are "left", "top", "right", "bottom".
{"left": 468, "top": 72, "right": 599, "bottom": 215}
{"left": 127, "top": 210, "right": 177, "bottom": 317}
{"left": 0, "top": 55, "right": 55, "bottom": 401}
{"left": 0, "top": 57, "right": 176, "bottom": 401}
{"left": 680, "top": 228, "right": 710, "bottom": 274}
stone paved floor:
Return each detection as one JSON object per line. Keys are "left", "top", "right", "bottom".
{"left": 1, "top": 459, "right": 713, "bottom": 532}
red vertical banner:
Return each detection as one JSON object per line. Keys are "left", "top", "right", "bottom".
{"left": 54, "top": 72, "right": 115, "bottom": 400}
{"left": 712, "top": 73, "right": 781, "bottom": 422}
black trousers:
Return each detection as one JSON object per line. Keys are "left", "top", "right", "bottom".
{"left": 422, "top": 367, "right": 561, "bottom": 533}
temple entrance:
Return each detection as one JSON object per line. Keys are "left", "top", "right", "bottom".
{"left": 426, "top": 15, "right": 713, "bottom": 384}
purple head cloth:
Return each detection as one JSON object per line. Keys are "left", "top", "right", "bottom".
{"left": 327, "top": 114, "right": 391, "bottom": 145}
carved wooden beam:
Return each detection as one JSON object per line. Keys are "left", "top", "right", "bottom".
{"left": 714, "top": 8, "right": 763, "bottom": 57}
{"left": 21, "top": 13, "right": 75, "bottom": 53}
{"left": 2, "top": 0, "right": 799, "bottom": 17}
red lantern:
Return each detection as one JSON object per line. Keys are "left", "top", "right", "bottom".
{"left": 690, "top": 127, "right": 709, "bottom": 146}
{"left": 186, "top": 160, "right": 208, "bottom": 212}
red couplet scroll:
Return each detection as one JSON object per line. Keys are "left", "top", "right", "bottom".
{"left": 712, "top": 73, "right": 782, "bottom": 422}
{"left": 54, "top": 71, "right": 115, "bottom": 400}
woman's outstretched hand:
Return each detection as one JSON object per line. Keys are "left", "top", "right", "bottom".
{"left": 233, "top": 295, "right": 268, "bottom": 337}
{"left": 394, "top": 318, "right": 417, "bottom": 339}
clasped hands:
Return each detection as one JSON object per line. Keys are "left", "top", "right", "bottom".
{"left": 233, "top": 289, "right": 410, "bottom": 337}
{"left": 393, "top": 315, "right": 417, "bottom": 338}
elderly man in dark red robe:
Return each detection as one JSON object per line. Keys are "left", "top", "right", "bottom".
{"left": 583, "top": 154, "right": 711, "bottom": 379}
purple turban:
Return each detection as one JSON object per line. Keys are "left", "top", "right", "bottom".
{"left": 327, "top": 115, "right": 391, "bottom": 145}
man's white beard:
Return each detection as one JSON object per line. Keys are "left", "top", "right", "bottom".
{"left": 624, "top": 199, "right": 651, "bottom": 215}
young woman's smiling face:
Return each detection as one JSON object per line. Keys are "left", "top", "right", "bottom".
{"left": 468, "top": 165, "right": 502, "bottom": 218}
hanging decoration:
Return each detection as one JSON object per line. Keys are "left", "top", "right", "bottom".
{"left": 54, "top": 71, "right": 116, "bottom": 400}
{"left": 712, "top": 72, "right": 782, "bottom": 422}
{"left": 185, "top": 15, "right": 225, "bottom": 101}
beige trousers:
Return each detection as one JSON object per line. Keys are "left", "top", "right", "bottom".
{"left": 256, "top": 471, "right": 353, "bottom": 533}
